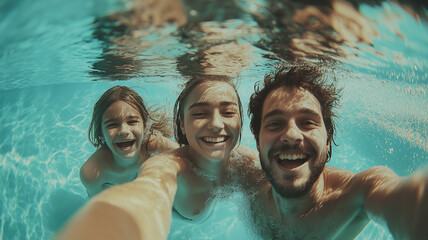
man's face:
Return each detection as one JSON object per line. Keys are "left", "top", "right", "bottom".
{"left": 258, "top": 86, "right": 330, "bottom": 198}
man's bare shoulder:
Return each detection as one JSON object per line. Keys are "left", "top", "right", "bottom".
{"left": 324, "top": 166, "right": 355, "bottom": 189}
{"left": 235, "top": 146, "right": 259, "bottom": 165}
{"left": 325, "top": 166, "right": 399, "bottom": 198}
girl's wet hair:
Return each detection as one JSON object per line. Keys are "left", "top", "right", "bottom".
{"left": 173, "top": 75, "right": 244, "bottom": 146}
{"left": 88, "top": 86, "right": 172, "bottom": 148}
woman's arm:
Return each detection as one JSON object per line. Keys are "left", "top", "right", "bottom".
{"left": 56, "top": 151, "right": 186, "bottom": 240}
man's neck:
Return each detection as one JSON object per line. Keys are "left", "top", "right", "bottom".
{"left": 272, "top": 172, "right": 325, "bottom": 221}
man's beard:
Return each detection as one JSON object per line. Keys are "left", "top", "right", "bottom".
{"left": 259, "top": 151, "right": 327, "bottom": 199}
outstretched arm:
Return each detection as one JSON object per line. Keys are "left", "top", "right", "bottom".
{"left": 361, "top": 166, "right": 428, "bottom": 240}
{"left": 56, "top": 152, "right": 185, "bottom": 240}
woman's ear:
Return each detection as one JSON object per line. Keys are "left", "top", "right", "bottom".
{"left": 180, "top": 118, "right": 185, "bottom": 136}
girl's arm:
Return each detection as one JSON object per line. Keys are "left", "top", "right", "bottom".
{"left": 148, "top": 133, "right": 179, "bottom": 154}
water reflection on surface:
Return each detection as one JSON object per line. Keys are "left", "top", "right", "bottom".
{"left": 89, "top": 0, "right": 427, "bottom": 80}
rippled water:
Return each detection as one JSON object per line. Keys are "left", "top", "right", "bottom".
{"left": 0, "top": 0, "right": 427, "bottom": 239}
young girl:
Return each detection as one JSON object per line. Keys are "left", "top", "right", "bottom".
{"left": 80, "top": 85, "right": 179, "bottom": 197}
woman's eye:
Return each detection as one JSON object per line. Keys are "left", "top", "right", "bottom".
{"left": 223, "top": 110, "right": 237, "bottom": 116}
{"left": 192, "top": 112, "right": 206, "bottom": 117}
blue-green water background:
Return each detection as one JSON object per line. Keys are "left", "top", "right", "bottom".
{"left": 0, "top": 0, "right": 427, "bottom": 239}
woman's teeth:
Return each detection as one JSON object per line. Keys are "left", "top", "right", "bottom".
{"left": 202, "top": 136, "right": 226, "bottom": 143}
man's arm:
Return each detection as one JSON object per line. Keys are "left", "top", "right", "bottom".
{"left": 359, "top": 166, "right": 428, "bottom": 240}
{"left": 56, "top": 152, "right": 185, "bottom": 240}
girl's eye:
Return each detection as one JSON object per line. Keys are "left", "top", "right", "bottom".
{"left": 106, "top": 123, "right": 118, "bottom": 128}
{"left": 128, "top": 120, "right": 140, "bottom": 125}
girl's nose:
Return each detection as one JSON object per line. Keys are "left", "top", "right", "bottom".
{"left": 117, "top": 123, "right": 131, "bottom": 136}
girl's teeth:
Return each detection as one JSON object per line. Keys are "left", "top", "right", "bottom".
{"left": 203, "top": 137, "right": 226, "bottom": 143}
{"left": 116, "top": 140, "right": 134, "bottom": 149}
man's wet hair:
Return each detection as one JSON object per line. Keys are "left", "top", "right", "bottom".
{"left": 248, "top": 65, "right": 340, "bottom": 160}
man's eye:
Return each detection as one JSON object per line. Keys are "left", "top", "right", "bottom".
{"left": 266, "top": 121, "right": 282, "bottom": 130}
{"left": 301, "top": 120, "right": 317, "bottom": 128}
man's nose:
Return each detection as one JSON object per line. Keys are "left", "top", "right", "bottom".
{"left": 280, "top": 121, "right": 303, "bottom": 145}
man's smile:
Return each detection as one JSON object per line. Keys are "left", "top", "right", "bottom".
{"left": 274, "top": 152, "right": 309, "bottom": 170}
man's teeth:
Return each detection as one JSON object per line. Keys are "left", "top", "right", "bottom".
{"left": 203, "top": 136, "right": 226, "bottom": 143}
{"left": 278, "top": 153, "right": 306, "bottom": 161}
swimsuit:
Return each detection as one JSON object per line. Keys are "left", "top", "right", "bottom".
{"left": 172, "top": 197, "right": 217, "bottom": 223}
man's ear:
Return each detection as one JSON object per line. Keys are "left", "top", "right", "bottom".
{"left": 256, "top": 136, "right": 260, "bottom": 151}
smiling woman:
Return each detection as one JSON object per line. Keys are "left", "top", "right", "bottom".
{"left": 170, "top": 76, "right": 251, "bottom": 219}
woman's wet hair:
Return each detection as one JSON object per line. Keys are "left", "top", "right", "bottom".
{"left": 248, "top": 65, "right": 340, "bottom": 160}
{"left": 173, "top": 75, "right": 244, "bottom": 146}
{"left": 88, "top": 86, "right": 172, "bottom": 148}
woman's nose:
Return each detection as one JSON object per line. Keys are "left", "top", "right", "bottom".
{"left": 207, "top": 111, "right": 224, "bottom": 131}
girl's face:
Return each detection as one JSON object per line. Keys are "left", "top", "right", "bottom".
{"left": 180, "top": 81, "right": 241, "bottom": 163}
{"left": 101, "top": 100, "right": 145, "bottom": 165}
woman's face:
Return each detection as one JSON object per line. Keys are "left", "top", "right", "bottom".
{"left": 180, "top": 81, "right": 241, "bottom": 163}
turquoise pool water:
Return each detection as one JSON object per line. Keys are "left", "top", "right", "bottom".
{"left": 0, "top": 0, "right": 427, "bottom": 239}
